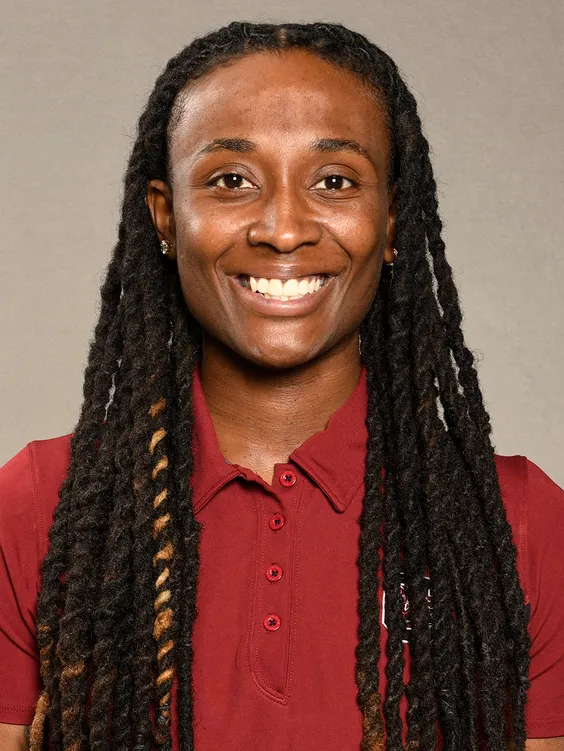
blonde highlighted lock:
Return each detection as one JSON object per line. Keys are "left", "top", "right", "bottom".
{"left": 148, "top": 394, "right": 177, "bottom": 745}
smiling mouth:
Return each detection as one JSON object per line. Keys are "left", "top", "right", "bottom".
{"left": 236, "top": 274, "right": 328, "bottom": 301}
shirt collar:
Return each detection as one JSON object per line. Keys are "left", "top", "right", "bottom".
{"left": 289, "top": 368, "right": 368, "bottom": 512}
{"left": 191, "top": 363, "right": 368, "bottom": 515}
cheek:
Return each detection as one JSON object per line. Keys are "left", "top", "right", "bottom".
{"left": 173, "top": 202, "right": 219, "bottom": 303}
{"left": 332, "top": 188, "right": 387, "bottom": 249}
{"left": 335, "top": 200, "right": 388, "bottom": 280}
{"left": 172, "top": 201, "right": 244, "bottom": 341}
{"left": 174, "top": 199, "right": 212, "bottom": 266}
{"left": 337, "top": 206, "right": 388, "bottom": 319}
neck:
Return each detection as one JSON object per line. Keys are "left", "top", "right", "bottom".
{"left": 199, "top": 334, "right": 362, "bottom": 485}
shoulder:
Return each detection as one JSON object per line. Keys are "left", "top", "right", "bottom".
{"left": 494, "top": 454, "right": 564, "bottom": 552}
{"left": 494, "top": 457, "right": 564, "bottom": 735}
{"left": 0, "top": 433, "right": 72, "bottom": 488}
{"left": 0, "top": 434, "right": 72, "bottom": 580}
{"left": 493, "top": 452, "right": 563, "bottom": 535}
{"left": 0, "top": 435, "right": 71, "bottom": 725}
{"left": 494, "top": 451, "right": 564, "bottom": 623}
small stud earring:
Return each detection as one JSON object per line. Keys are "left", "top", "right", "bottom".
{"left": 383, "top": 248, "right": 398, "bottom": 285}
{"left": 160, "top": 239, "right": 171, "bottom": 256}
{"left": 384, "top": 248, "right": 398, "bottom": 265}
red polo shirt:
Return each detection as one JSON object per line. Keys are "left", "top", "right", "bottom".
{"left": 1, "top": 365, "right": 563, "bottom": 748}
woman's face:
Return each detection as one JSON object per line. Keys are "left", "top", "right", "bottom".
{"left": 148, "top": 49, "right": 395, "bottom": 370}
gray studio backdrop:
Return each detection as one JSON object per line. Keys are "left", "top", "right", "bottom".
{"left": 1, "top": 1, "right": 563, "bottom": 485}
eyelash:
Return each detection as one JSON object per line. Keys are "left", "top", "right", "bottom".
{"left": 208, "top": 172, "right": 358, "bottom": 191}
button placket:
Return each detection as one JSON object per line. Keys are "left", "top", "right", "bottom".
{"left": 263, "top": 501, "right": 286, "bottom": 634}
{"left": 261, "top": 467, "right": 297, "bottom": 633}
{"left": 253, "top": 466, "right": 300, "bottom": 697}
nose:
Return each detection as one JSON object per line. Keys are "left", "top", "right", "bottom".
{"left": 246, "top": 184, "right": 322, "bottom": 253}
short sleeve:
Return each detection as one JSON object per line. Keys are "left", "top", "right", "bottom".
{"left": 0, "top": 444, "right": 42, "bottom": 724}
{"left": 524, "top": 458, "right": 564, "bottom": 737}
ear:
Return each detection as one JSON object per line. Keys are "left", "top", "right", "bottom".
{"left": 146, "top": 179, "right": 177, "bottom": 260}
{"left": 383, "top": 184, "right": 397, "bottom": 264}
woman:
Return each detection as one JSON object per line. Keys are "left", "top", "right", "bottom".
{"left": 0, "top": 20, "right": 562, "bottom": 751}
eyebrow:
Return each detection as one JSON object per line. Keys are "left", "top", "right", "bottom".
{"left": 195, "top": 137, "right": 378, "bottom": 170}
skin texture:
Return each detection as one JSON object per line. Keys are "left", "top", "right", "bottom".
{"left": 147, "top": 49, "right": 396, "bottom": 483}
{"left": 0, "top": 725, "right": 28, "bottom": 751}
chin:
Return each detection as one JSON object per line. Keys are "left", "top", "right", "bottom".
{"left": 238, "top": 340, "right": 325, "bottom": 372}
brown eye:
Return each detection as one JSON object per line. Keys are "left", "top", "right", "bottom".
{"left": 312, "top": 175, "right": 356, "bottom": 191}
{"left": 211, "top": 173, "right": 255, "bottom": 190}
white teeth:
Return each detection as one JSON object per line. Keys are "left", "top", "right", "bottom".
{"left": 283, "top": 279, "right": 299, "bottom": 296}
{"left": 267, "top": 279, "right": 284, "bottom": 296}
{"left": 246, "top": 275, "right": 327, "bottom": 300}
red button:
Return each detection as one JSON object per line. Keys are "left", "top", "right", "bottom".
{"left": 264, "top": 614, "right": 281, "bottom": 631}
{"left": 279, "top": 470, "right": 296, "bottom": 487}
{"left": 266, "top": 564, "right": 283, "bottom": 582}
{"left": 269, "top": 513, "right": 285, "bottom": 531}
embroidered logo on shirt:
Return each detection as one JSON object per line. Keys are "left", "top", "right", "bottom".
{"left": 381, "top": 573, "right": 432, "bottom": 643}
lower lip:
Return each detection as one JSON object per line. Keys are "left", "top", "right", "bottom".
{"left": 228, "top": 276, "right": 334, "bottom": 317}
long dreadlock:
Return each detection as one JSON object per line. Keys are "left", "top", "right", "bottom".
{"left": 30, "top": 21, "right": 531, "bottom": 751}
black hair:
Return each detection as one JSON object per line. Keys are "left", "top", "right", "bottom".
{"left": 30, "top": 21, "right": 530, "bottom": 751}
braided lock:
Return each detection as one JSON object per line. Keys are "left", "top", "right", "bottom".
{"left": 149, "top": 396, "right": 176, "bottom": 742}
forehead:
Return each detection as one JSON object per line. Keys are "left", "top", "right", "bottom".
{"left": 168, "top": 49, "right": 389, "bottom": 165}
